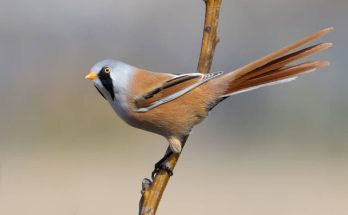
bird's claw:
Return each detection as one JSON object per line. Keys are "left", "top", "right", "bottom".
{"left": 152, "top": 163, "right": 173, "bottom": 180}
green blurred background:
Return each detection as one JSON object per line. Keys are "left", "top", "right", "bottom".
{"left": 0, "top": 0, "right": 347, "bottom": 214}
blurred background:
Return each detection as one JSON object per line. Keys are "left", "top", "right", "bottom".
{"left": 0, "top": 0, "right": 347, "bottom": 214}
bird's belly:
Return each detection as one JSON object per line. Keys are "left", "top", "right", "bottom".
{"left": 132, "top": 100, "right": 209, "bottom": 138}
{"left": 111, "top": 100, "right": 205, "bottom": 138}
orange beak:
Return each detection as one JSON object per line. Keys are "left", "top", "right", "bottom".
{"left": 85, "top": 72, "right": 97, "bottom": 80}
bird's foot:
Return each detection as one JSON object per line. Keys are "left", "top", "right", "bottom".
{"left": 151, "top": 151, "right": 174, "bottom": 180}
{"left": 151, "top": 163, "right": 173, "bottom": 180}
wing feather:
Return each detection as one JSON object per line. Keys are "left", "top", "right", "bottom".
{"left": 134, "top": 72, "right": 224, "bottom": 112}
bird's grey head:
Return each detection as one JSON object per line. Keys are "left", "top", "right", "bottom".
{"left": 85, "top": 59, "right": 134, "bottom": 101}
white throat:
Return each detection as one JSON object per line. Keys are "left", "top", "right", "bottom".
{"left": 92, "top": 60, "right": 136, "bottom": 123}
{"left": 108, "top": 62, "right": 135, "bottom": 122}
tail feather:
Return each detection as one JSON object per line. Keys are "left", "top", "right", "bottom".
{"left": 225, "top": 61, "right": 329, "bottom": 96}
{"left": 237, "top": 42, "right": 332, "bottom": 82}
{"left": 224, "top": 77, "right": 297, "bottom": 97}
{"left": 220, "top": 28, "right": 333, "bottom": 97}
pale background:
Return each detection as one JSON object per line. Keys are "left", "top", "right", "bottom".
{"left": 0, "top": 0, "right": 347, "bottom": 214}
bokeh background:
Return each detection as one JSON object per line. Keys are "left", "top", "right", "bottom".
{"left": 0, "top": 0, "right": 347, "bottom": 214}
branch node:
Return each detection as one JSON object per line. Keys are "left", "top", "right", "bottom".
{"left": 204, "top": 26, "right": 212, "bottom": 33}
{"left": 141, "top": 178, "right": 152, "bottom": 195}
{"left": 215, "top": 36, "right": 221, "bottom": 45}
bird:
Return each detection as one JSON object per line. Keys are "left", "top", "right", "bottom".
{"left": 86, "top": 27, "right": 332, "bottom": 175}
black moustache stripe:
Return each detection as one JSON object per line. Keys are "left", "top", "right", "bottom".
{"left": 94, "top": 84, "right": 106, "bottom": 100}
{"left": 98, "top": 69, "right": 115, "bottom": 100}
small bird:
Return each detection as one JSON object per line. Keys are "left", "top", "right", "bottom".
{"left": 86, "top": 28, "right": 332, "bottom": 174}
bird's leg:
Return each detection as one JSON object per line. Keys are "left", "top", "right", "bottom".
{"left": 151, "top": 150, "right": 174, "bottom": 180}
{"left": 151, "top": 135, "right": 189, "bottom": 180}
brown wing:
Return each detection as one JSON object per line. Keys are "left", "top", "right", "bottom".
{"left": 134, "top": 72, "right": 224, "bottom": 112}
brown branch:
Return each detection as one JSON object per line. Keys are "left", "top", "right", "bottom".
{"left": 138, "top": 1, "right": 222, "bottom": 214}
{"left": 197, "top": 0, "right": 222, "bottom": 74}
{"left": 138, "top": 146, "right": 184, "bottom": 215}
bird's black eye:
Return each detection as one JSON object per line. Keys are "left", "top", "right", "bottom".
{"left": 104, "top": 67, "right": 112, "bottom": 73}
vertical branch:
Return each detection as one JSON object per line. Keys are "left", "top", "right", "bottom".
{"left": 139, "top": 1, "right": 222, "bottom": 214}
{"left": 197, "top": 0, "right": 222, "bottom": 74}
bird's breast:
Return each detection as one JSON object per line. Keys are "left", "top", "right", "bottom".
{"left": 109, "top": 94, "right": 135, "bottom": 125}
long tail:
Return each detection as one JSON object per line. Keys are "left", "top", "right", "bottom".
{"left": 220, "top": 27, "right": 333, "bottom": 97}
